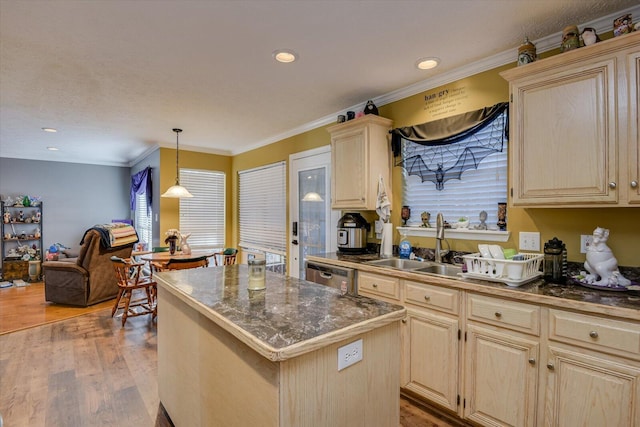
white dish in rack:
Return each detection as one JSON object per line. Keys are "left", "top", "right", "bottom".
{"left": 460, "top": 271, "right": 543, "bottom": 287}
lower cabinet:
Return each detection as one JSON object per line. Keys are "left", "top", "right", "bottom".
{"left": 353, "top": 267, "right": 640, "bottom": 427}
{"left": 403, "top": 307, "right": 459, "bottom": 411}
{"left": 464, "top": 324, "right": 539, "bottom": 427}
{"left": 544, "top": 309, "right": 640, "bottom": 427}
{"left": 544, "top": 345, "right": 640, "bottom": 427}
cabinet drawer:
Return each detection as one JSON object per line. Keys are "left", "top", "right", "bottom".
{"left": 467, "top": 294, "right": 540, "bottom": 335}
{"left": 358, "top": 271, "right": 400, "bottom": 301}
{"left": 405, "top": 280, "right": 459, "bottom": 314}
{"left": 549, "top": 309, "right": 640, "bottom": 358}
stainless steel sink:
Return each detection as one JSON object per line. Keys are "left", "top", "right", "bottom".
{"left": 365, "top": 258, "right": 427, "bottom": 270}
{"left": 413, "top": 264, "right": 462, "bottom": 278}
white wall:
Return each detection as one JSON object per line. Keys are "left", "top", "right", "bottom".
{"left": 0, "top": 158, "right": 131, "bottom": 254}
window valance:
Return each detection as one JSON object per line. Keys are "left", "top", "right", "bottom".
{"left": 390, "top": 102, "right": 508, "bottom": 156}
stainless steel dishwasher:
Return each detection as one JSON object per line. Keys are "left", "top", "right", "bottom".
{"left": 305, "top": 261, "right": 357, "bottom": 296}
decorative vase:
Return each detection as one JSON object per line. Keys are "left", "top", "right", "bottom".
{"left": 168, "top": 237, "right": 177, "bottom": 255}
{"left": 180, "top": 233, "right": 192, "bottom": 255}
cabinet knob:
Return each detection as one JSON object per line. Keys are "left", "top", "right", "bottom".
{"left": 529, "top": 358, "right": 536, "bottom": 366}
{"left": 547, "top": 363, "right": 555, "bottom": 371}
{"left": 589, "top": 330, "right": 599, "bottom": 339}
{"left": 631, "top": 180, "right": 638, "bottom": 189}
{"left": 609, "top": 182, "right": 617, "bottom": 189}
{"left": 372, "top": 283, "right": 378, "bottom": 288}
{"left": 402, "top": 319, "right": 407, "bottom": 324}
{"left": 424, "top": 295, "right": 431, "bottom": 301}
{"left": 494, "top": 311, "right": 502, "bottom": 318}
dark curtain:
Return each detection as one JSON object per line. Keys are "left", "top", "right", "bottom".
{"left": 130, "top": 167, "right": 152, "bottom": 213}
{"left": 390, "top": 102, "right": 508, "bottom": 157}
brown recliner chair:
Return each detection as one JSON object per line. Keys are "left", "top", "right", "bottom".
{"left": 43, "top": 229, "right": 134, "bottom": 306}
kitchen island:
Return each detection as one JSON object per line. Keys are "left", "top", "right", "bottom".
{"left": 154, "top": 265, "right": 406, "bottom": 427}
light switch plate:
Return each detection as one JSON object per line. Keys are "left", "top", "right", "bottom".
{"left": 519, "top": 232, "right": 540, "bottom": 251}
{"left": 338, "top": 339, "right": 363, "bottom": 371}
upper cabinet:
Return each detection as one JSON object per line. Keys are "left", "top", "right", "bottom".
{"left": 327, "top": 115, "right": 393, "bottom": 210}
{"left": 501, "top": 32, "right": 640, "bottom": 207}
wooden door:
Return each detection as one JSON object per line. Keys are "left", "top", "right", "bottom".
{"left": 464, "top": 324, "right": 539, "bottom": 427}
{"left": 403, "top": 308, "right": 460, "bottom": 412}
{"left": 544, "top": 345, "right": 640, "bottom": 427}
{"left": 509, "top": 56, "right": 617, "bottom": 206}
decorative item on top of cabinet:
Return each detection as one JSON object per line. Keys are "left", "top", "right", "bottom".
{"left": 500, "top": 31, "right": 640, "bottom": 207}
{"left": 517, "top": 36, "right": 537, "bottom": 66}
{"left": 327, "top": 114, "right": 393, "bottom": 210}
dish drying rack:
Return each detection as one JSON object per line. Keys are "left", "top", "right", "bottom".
{"left": 461, "top": 253, "right": 543, "bottom": 287}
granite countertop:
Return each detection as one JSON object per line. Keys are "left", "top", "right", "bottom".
{"left": 154, "top": 264, "right": 406, "bottom": 361}
{"left": 307, "top": 252, "right": 640, "bottom": 320}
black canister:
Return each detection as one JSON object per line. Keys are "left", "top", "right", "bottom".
{"left": 544, "top": 237, "right": 566, "bottom": 283}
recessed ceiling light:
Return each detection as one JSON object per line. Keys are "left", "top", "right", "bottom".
{"left": 47, "top": 147, "right": 59, "bottom": 151}
{"left": 42, "top": 127, "right": 57, "bottom": 132}
{"left": 272, "top": 49, "right": 298, "bottom": 63}
{"left": 415, "top": 57, "right": 440, "bottom": 70}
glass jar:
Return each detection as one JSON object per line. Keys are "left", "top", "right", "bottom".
{"left": 544, "top": 237, "right": 566, "bottom": 284}
{"left": 248, "top": 259, "right": 266, "bottom": 290}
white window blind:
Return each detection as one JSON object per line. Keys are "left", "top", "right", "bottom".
{"left": 134, "top": 192, "right": 152, "bottom": 249}
{"left": 179, "top": 169, "right": 225, "bottom": 249}
{"left": 402, "top": 112, "right": 508, "bottom": 227}
{"left": 239, "top": 161, "right": 286, "bottom": 254}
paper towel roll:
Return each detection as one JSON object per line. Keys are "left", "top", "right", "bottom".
{"left": 380, "top": 223, "right": 394, "bottom": 256}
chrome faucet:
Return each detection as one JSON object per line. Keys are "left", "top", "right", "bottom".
{"left": 435, "top": 212, "right": 448, "bottom": 263}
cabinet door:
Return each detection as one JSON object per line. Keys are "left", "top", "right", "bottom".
{"left": 545, "top": 345, "right": 640, "bottom": 427}
{"left": 628, "top": 50, "right": 640, "bottom": 204}
{"left": 464, "top": 324, "right": 539, "bottom": 427}
{"left": 331, "top": 126, "right": 367, "bottom": 209}
{"left": 509, "top": 58, "right": 617, "bottom": 206}
{"left": 403, "top": 308, "right": 459, "bottom": 412}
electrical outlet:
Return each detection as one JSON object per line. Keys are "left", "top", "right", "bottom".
{"left": 580, "top": 234, "right": 593, "bottom": 253}
{"left": 519, "top": 231, "right": 540, "bottom": 251}
{"left": 338, "top": 339, "right": 363, "bottom": 371}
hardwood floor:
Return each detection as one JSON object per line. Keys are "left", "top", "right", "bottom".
{"left": 0, "top": 282, "right": 113, "bottom": 335}
{"left": 0, "top": 287, "right": 461, "bottom": 426}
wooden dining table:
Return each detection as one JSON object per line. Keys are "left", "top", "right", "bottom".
{"left": 138, "top": 250, "right": 216, "bottom": 263}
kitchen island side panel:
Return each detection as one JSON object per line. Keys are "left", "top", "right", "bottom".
{"left": 158, "top": 286, "right": 280, "bottom": 426}
{"left": 158, "top": 285, "right": 401, "bottom": 427}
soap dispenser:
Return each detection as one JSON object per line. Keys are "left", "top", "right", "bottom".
{"left": 399, "top": 231, "right": 412, "bottom": 259}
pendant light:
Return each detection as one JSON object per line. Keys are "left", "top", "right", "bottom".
{"left": 161, "top": 128, "right": 193, "bottom": 198}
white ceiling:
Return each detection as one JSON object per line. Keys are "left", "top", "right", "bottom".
{"left": 1, "top": 1, "right": 638, "bottom": 167}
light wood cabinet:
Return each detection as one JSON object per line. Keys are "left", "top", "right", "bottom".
{"left": 628, "top": 49, "right": 640, "bottom": 203}
{"left": 501, "top": 32, "right": 640, "bottom": 207}
{"left": 544, "top": 309, "right": 640, "bottom": 427}
{"left": 358, "top": 270, "right": 401, "bottom": 302}
{"left": 347, "top": 263, "right": 640, "bottom": 427}
{"left": 403, "top": 280, "right": 460, "bottom": 412}
{"left": 464, "top": 324, "right": 539, "bottom": 427}
{"left": 464, "top": 294, "right": 541, "bottom": 427}
{"left": 327, "top": 115, "right": 393, "bottom": 210}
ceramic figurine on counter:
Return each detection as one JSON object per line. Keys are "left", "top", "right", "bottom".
{"left": 583, "top": 227, "right": 631, "bottom": 287}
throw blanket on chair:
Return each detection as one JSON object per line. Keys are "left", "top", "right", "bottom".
{"left": 80, "top": 223, "right": 139, "bottom": 248}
